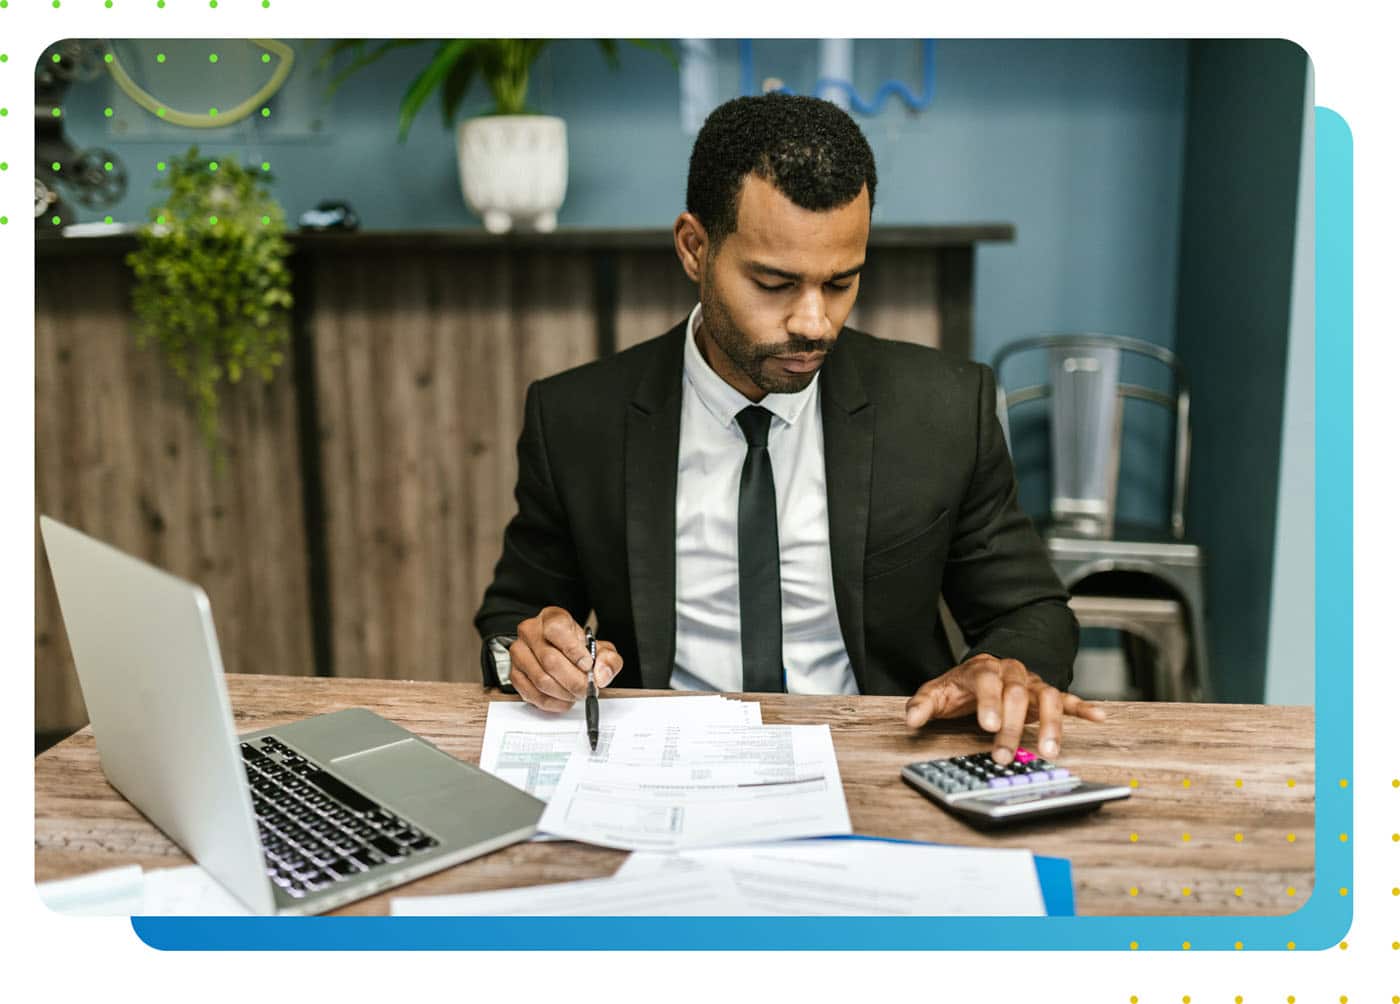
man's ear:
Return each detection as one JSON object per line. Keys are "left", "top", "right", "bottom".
{"left": 673, "top": 213, "right": 708, "bottom": 284}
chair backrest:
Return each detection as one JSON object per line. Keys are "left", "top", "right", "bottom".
{"left": 991, "top": 333, "right": 1191, "bottom": 539}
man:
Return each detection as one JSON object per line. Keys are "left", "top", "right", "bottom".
{"left": 475, "top": 93, "right": 1104, "bottom": 765}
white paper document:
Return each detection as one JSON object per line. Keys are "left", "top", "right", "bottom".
{"left": 537, "top": 723, "right": 852, "bottom": 851}
{"left": 391, "top": 868, "right": 749, "bottom": 916}
{"left": 615, "top": 838, "right": 1047, "bottom": 915}
{"left": 479, "top": 695, "right": 761, "bottom": 802}
{"left": 37, "top": 864, "right": 253, "bottom": 916}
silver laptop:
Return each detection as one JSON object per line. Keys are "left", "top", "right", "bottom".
{"left": 39, "top": 515, "right": 544, "bottom": 916}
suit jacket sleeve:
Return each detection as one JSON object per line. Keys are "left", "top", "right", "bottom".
{"left": 941, "top": 363, "right": 1079, "bottom": 689}
{"left": 473, "top": 380, "right": 590, "bottom": 642}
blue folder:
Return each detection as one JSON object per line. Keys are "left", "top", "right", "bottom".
{"left": 808, "top": 834, "right": 1076, "bottom": 916}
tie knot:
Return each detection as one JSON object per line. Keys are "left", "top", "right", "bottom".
{"left": 736, "top": 405, "right": 772, "bottom": 447}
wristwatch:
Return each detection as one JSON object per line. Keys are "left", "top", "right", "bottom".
{"left": 481, "top": 634, "right": 517, "bottom": 691}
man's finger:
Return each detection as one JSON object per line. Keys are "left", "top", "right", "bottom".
{"left": 904, "top": 686, "right": 939, "bottom": 728}
{"left": 509, "top": 655, "right": 573, "bottom": 713}
{"left": 992, "top": 679, "right": 1030, "bottom": 764}
{"left": 540, "top": 610, "right": 592, "bottom": 671}
{"left": 515, "top": 638, "right": 578, "bottom": 704}
{"left": 972, "top": 663, "right": 1005, "bottom": 733}
{"left": 1063, "top": 693, "right": 1108, "bottom": 722}
{"left": 538, "top": 645, "right": 590, "bottom": 701}
{"left": 595, "top": 642, "right": 623, "bottom": 687}
{"left": 1035, "top": 686, "right": 1064, "bottom": 758}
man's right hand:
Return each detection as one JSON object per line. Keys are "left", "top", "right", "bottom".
{"left": 510, "top": 606, "right": 623, "bottom": 712}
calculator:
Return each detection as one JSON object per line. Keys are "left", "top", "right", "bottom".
{"left": 901, "top": 747, "right": 1132, "bottom": 828}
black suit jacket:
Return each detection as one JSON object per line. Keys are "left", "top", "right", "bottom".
{"left": 474, "top": 320, "right": 1078, "bottom": 695}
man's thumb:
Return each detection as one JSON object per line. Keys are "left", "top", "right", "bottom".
{"left": 906, "top": 689, "right": 943, "bottom": 728}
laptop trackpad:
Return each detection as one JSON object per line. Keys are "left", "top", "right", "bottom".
{"left": 330, "top": 739, "right": 480, "bottom": 819}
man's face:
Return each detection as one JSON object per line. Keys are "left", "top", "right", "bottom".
{"left": 696, "top": 175, "right": 870, "bottom": 400}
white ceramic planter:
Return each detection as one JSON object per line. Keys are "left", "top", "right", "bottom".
{"left": 456, "top": 115, "right": 568, "bottom": 234}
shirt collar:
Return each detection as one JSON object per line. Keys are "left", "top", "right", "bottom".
{"left": 682, "top": 302, "right": 820, "bottom": 432}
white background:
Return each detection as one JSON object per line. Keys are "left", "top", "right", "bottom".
{"left": 2, "top": 1, "right": 1391, "bottom": 1001}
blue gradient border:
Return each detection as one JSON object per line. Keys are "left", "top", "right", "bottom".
{"left": 131, "top": 108, "right": 1352, "bottom": 952}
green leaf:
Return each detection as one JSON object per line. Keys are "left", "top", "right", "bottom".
{"left": 439, "top": 48, "right": 480, "bottom": 129}
{"left": 398, "top": 39, "right": 477, "bottom": 141}
{"left": 320, "top": 39, "right": 430, "bottom": 98}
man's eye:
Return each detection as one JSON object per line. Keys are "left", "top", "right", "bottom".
{"left": 827, "top": 282, "right": 853, "bottom": 292}
{"left": 756, "top": 281, "right": 791, "bottom": 292}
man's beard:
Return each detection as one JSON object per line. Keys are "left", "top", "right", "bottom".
{"left": 700, "top": 284, "right": 836, "bottom": 396}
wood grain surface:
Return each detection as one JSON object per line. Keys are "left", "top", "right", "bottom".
{"left": 35, "top": 256, "right": 316, "bottom": 735}
{"left": 34, "top": 674, "right": 1314, "bottom": 917}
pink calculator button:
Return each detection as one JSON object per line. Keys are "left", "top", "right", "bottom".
{"left": 1014, "top": 748, "right": 1036, "bottom": 764}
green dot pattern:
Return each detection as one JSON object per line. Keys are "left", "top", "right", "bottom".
{"left": 210, "top": 54, "right": 219, "bottom": 64}
{"left": 157, "top": 53, "right": 166, "bottom": 64}
{"left": 105, "top": 216, "right": 114, "bottom": 224}
{"left": 157, "top": 162, "right": 166, "bottom": 171}
{"left": 52, "top": 216, "right": 62, "bottom": 225}
{"left": 209, "top": 216, "right": 218, "bottom": 225}
{"left": 105, "top": 162, "right": 113, "bottom": 172}
{"left": 104, "top": 107, "right": 114, "bottom": 118}
{"left": 262, "top": 53, "right": 271, "bottom": 63}
{"left": 52, "top": 108, "right": 62, "bottom": 118}
{"left": 261, "top": 108, "right": 271, "bottom": 118}
{"left": 51, "top": 162, "right": 60, "bottom": 171}
{"left": 261, "top": 162, "right": 271, "bottom": 172}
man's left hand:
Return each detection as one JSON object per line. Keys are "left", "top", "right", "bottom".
{"left": 904, "top": 653, "right": 1107, "bottom": 764}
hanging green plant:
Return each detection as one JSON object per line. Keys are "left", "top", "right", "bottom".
{"left": 125, "top": 145, "right": 293, "bottom": 465}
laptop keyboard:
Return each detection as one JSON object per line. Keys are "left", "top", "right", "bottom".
{"left": 241, "top": 736, "right": 440, "bottom": 899}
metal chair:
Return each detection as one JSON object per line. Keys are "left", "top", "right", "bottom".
{"left": 991, "top": 333, "right": 1212, "bottom": 702}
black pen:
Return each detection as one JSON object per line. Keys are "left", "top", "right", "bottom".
{"left": 584, "top": 626, "right": 599, "bottom": 752}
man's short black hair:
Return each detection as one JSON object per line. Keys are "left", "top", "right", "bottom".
{"left": 686, "top": 93, "right": 877, "bottom": 248}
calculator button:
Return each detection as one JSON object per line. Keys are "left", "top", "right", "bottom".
{"left": 1050, "top": 768, "right": 1071, "bottom": 780}
{"left": 988, "top": 777, "right": 1011, "bottom": 788}
{"left": 1029, "top": 771, "right": 1049, "bottom": 783}
{"left": 1014, "top": 748, "right": 1036, "bottom": 764}
{"left": 1009, "top": 775, "right": 1030, "bottom": 786}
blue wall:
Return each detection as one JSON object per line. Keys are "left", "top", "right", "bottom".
{"left": 62, "top": 38, "right": 1190, "bottom": 524}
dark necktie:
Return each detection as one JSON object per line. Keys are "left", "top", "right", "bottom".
{"left": 736, "top": 405, "right": 784, "bottom": 692}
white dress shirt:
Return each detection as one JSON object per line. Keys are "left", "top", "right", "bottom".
{"left": 670, "top": 303, "right": 858, "bottom": 695}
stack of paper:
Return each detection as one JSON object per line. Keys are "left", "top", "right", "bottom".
{"left": 480, "top": 696, "right": 853, "bottom": 852}
{"left": 480, "top": 695, "right": 761, "bottom": 802}
{"left": 391, "top": 838, "right": 1048, "bottom": 916}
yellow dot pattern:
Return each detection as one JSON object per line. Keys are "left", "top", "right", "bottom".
{"left": 1182, "top": 778, "right": 1191, "bottom": 788}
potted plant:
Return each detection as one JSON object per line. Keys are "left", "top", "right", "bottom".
{"left": 125, "top": 145, "right": 293, "bottom": 465}
{"left": 320, "top": 39, "right": 675, "bottom": 233}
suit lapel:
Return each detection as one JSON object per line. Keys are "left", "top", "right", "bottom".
{"left": 625, "top": 325, "right": 687, "bottom": 689}
{"left": 820, "top": 332, "right": 874, "bottom": 692}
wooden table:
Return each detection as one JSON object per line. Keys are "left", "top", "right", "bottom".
{"left": 34, "top": 675, "right": 1314, "bottom": 916}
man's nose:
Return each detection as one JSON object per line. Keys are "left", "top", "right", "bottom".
{"left": 787, "top": 287, "right": 829, "bottom": 340}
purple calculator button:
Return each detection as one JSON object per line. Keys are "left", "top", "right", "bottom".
{"left": 1050, "top": 768, "right": 1071, "bottom": 780}
{"left": 989, "top": 777, "right": 1011, "bottom": 788}
{"left": 1029, "top": 771, "right": 1049, "bottom": 783}
{"left": 1009, "top": 775, "right": 1030, "bottom": 786}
